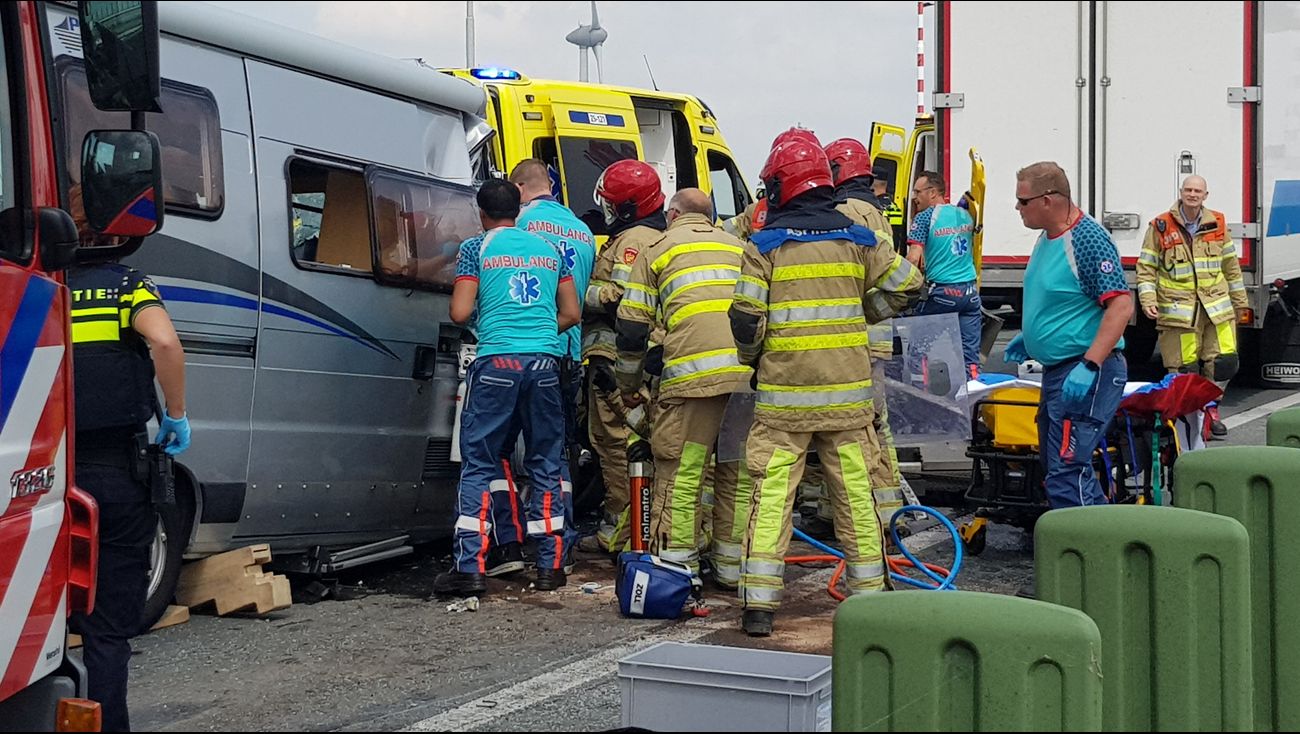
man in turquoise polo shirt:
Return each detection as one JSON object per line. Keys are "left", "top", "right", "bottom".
{"left": 1002, "top": 161, "right": 1133, "bottom": 509}
{"left": 908, "top": 171, "right": 982, "bottom": 378}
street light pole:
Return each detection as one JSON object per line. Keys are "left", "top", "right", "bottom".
{"left": 466, "top": 1, "right": 475, "bottom": 68}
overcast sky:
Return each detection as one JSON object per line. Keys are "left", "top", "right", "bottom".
{"left": 207, "top": 1, "right": 927, "bottom": 184}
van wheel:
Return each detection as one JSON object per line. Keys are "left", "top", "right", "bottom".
{"left": 139, "top": 482, "right": 194, "bottom": 634}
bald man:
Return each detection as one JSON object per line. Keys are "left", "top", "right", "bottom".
{"left": 1136, "top": 175, "right": 1247, "bottom": 438}
{"left": 615, "top": 188, "right": 752, "bottom": 586}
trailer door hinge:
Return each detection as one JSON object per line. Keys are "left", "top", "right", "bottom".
{"left": 1230, "top": 222, "right": 1260, "bottom": 239}
{"left": 1228, "top": 86, "right": 1261, "bottom": 104}
{"left": 932, "top": 92, "right": 965, "bottom": 109}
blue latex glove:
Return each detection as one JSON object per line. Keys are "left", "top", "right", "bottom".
{"left": 1003, "top": 333, "right": 1028, "bottom": 364}
{"left": 1061, "top": 362, "right": 1098, "bottom": 404}
{"left": 157, "top": 413, "right": 191, "bottom": 456}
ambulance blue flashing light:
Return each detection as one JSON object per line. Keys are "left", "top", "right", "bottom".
{"left": 471, "top": 67, "right": 521, "bottom": 80}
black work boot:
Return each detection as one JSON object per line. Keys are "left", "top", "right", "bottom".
{"left": 535, "top": 568, "right": 567, "bottom": 591}
{"left": 485, "top": 542, "right": 525, "bottom": 578}
{"left": 742, "top": 609, "right": 774, "bottom": 637}
{"left": 433, "top": 570, "right": 487, "bottom": 597}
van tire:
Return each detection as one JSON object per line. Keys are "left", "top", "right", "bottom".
{"left": 139, "top": 478, "right": 195, "bottom": 634}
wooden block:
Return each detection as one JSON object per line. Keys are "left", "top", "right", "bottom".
{"left": 149, "top": 604, "right": 190, "bottom": 631}
{"left": 175, "top": 544, "right": 291, "bottom": 616}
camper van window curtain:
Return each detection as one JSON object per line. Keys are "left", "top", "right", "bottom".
{"left": 368, "top": 171, "right": 482, "bottom": 292}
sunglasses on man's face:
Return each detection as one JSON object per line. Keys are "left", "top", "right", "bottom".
{"left": 1016, "top": 190, "right": 1058, "bottom": 207}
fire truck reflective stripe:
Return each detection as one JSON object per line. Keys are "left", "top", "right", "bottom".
{"left": 1, "top": 277, "right": 57, "bottom": 430}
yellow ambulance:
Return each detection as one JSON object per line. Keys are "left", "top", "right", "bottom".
{"left": 444, "top": 67, "right": 752, "bottom": 237}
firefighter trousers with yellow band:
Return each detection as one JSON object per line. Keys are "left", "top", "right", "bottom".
{"left": 709, "top": 457, "right": 752, "bottom": 589}
{"left": 649, "top": 394, "right": 730, "bottom": 571}
{"left": 742, "top": 421, "right": 888, "bottom": 612}
{"left": 588, "top": 370, "right": 631, "bottom": 550}
{"left": 1157, "top": 308, "right": 1238, "bottom": 381}
{"left": 815, "top": 394, "right": 904, "bottom": 531}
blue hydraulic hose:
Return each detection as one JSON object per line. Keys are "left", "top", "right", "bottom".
{"left": 790, "top": 504, "right": 963, "bottom": 591}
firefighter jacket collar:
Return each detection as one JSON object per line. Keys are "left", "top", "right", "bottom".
{"left": 834, "top": 178, "right": 877, "bottom": 207}
{"left": 665, "top": 211, "right": 716, "bottom": 231}
{"left": 1164, "top": 200, "right": 1220, "bottom": 236}
{"left": 763, "top": 188, "right": 854, "bottom": 232}
{"left": 610, "top": 209, "right": 667, "bottom": 238}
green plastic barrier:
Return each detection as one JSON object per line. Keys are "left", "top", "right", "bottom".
{"left": 832, "top": 591, "right": 1102, "bottom": 732}
{"left": 1175, "top": 446, "right": 1300, "bottom": 731}
{"left": 1266, "top": 406, "right": 1300, "bottom": 448}
{"left": 1035, "top": 505, "right": 1252, "bottom": 732}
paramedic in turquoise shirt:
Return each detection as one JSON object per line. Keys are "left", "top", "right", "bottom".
{"left": 435, "top": 179, "right": 581, "bottom": 598}
{"left": 1002, "top": 162, "right": 1134, "bottom": 510}
{"left": 908, "top": 171, "right": 982, "bottom": 378}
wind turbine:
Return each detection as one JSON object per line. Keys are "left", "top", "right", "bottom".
{"left": 565, "top": 1, "right": 607, "bottom": 83}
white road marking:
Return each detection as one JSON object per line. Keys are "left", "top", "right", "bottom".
{"left": 1224, "top": 390, "right": 1300, "bottom": 430}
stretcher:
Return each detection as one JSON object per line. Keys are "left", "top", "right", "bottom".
{"left": 957, "top": 373, "right": 1221, "bottom": 555}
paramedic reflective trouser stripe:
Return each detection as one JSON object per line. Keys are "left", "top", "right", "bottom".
{"left": 649, "top": 394, "right": 730, "bottom": 570}
{"left": 588, "top": 368, "right": 631, "bottom": 550}
{"left": 742, "top": 422, "right": 886, "bottom": 611}
{"left": 456, "top": 355, "right": 568, "bottom": 573}
{"left": 710, "top": 457, "right": 752, "bottom": 588}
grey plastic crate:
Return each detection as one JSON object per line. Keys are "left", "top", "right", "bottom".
{"left": 618, "top": 642, "right": 833, "bottom": 732}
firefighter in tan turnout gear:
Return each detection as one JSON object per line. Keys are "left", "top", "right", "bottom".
{"left": 580, "top": 160, "right": 669, "bottom": 552}
{"left": 1135, "top": 175, "right": 1247, "bottom": 438}
{"left": 615, "top": 188, "right": 753, "bottom": 588}
{"left": 730, "top": 137, "right": 923, "bottom": 637}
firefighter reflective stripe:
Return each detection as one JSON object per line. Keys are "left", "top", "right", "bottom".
{"left": 651, "top": 242, "right": 745, "bottom": 274}
{"left": 660, "top": 265, "right": 741, "bottom": 304}
{"left": 845, "top": 564, "right": 887, "bottom": 591}
{"left": 527, "top": 516, "right": 566, "bottom": 534}
{"left": 743, "top": 584, "right": 783, "bottom": 605}
{"left": 837, "top": 441, "right": 885, "bottom": 590}
{"left": 771, "top": 262, "right": 865, "bottom": 282}
{"left": 766, "top": 331, "right": 871, "bottom": 353}
{"left": 1159, "top": 274, "right": 1196, "bottom": 290}
{"left": 1180, "top": 332, "right": 1200, "bottom": 365}
{"left": 1203, "top": 296, "right": 1235, "bottom": 321}
{"left": 1137, "top": 281, "right": 1157, "bottom": 298}
{"left": 1217, "top": 320, "right": 1238, "bottom": 355}
{"left": 868, "top": 323, "right": 893, "bottom": 352}
{"left": 670, "top": 442, "right": 709, "bottom": 552}
{"left": 875, "top": 256, "right": 920, "bottom": 291}
{"left": 659, "top": 548, "right": 697, "bottom": 566}
{"left": 583, "top": 326, "right": 616, "bottom": 352}
{"left": 1160, "top": 302, "right": 1195, "bottom": 321}
{"left": 767, "top": 299, "right": 865, "bottom": 329}
{"left": 734, "top": 276, "right": 770, "bottom": 309}
{"left": 455, "top": 515, "right": 492, "bottom": 532}
{"left": 666, "top": 298, "right": 732, "bottom": 330}
{"left": 758, "top": 380, "right": 873, "bottom": 410}
{"left": 1229, "top": 279, "right": 1246, "bottom": 294}
{"left": 713, "top": 540, "right": 743, "bottom": 583}
{"left": 1138, "top": 249, "right": 1159, "bottom": 267}
{"left": 753, "top": 448, "right": 797, "bottom": 554}
{"left": 611, "top": 262, "right": 634, "bottom": 284}
{"left": 660, "top": 348, "right": 747, "bottom": 387}
{"left": 621, "top": 282, "right": 658, "bottom": 314}
{"left": 585, "top": 282, "right": 606, "bottom": 310}
{"left": 744, "top": 559, "right": 785, "bottom": 577}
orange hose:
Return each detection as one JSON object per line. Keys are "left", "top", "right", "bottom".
{"left": 784, "top": 553, "right": 953, "bottom": 600}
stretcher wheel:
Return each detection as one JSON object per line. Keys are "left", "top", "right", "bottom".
{"left": 959, "top": 521, "right": 987, "bottom": 556}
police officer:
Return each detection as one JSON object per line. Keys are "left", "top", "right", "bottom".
{"left": 68, "top": 259, "right": 190, "bottom": 732}
{"left": 730, "top": 138, "right": 922, "bottom": 636}
{"left": 615, "top": 188, "right": 752, "bottom": 586}
{"left": 580, "top": 160, "right": 668, "bottom": 552}
{"left": 437, "top": 179, "right": 581, "bottom": 596}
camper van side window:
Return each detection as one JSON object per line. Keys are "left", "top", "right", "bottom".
{"left": 0, "top": 18, "right": 25, "bottom": 264}
{"left": 368, "top": 170, "right": 482, "bottom": 293}
{"left": 288, "top": 158, "right": 373, "bottom": 276}
{"left": 58, "top": 61, "right": 224, "bottom": 218}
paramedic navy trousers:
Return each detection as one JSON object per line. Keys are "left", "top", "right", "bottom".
{"left": 455, "top": 354, "right": 568, "bottom": 573}
{"left": 1037, "top": 352, "right": 1127, "bottom": 509}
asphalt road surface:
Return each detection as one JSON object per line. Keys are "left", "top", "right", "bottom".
{"left": 102, "top": 373, "right": 1292, "bottom": 732}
